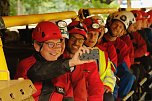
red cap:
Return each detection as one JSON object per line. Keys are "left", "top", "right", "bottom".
{"left": 147, "top": 10, "right": 152, "bottom": 23}
{"left": 147, "top": 10, "right": 152, "bottom": 16}
{"left": 68, "top": 21, "right": 88, "bottom": 39}
{"left": 131, "top": 10, "right": 143, "bottom": 21}
{"left": 32, "top": 21, "right": 62, "bottom": 42}
{"left": 139, "top": 10, "right": 149, "bottom": 19}
{"left": 83, "top": 17, "right": 101, "bottom": 32}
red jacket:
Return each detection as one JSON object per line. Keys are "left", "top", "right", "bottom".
{"left": 15, "top": 53, "right": 74, "bottom": 101}
{"left": 63, "top": 52, "right": 104, "bottom": 101}
{"left": 131, "top": 31, "right": 147, "bottom": 59}
{"left": 96, "top": 44, "right": 117, "bottom": 72}
{"left": 98, "top": 38, "right": 118, "bottom": 67}
{"left": 121, "top": 35, "right": 135, "bottom": 65}
{"left": 113, "top": 38, "right": 131, "bottom": 68}
{"left": 101, "top": 37, "right": 131, "bottom": 69}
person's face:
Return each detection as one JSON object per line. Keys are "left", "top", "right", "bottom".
{"left": 39, "top": 39, "right": 63, "bottom": 61}
{"left": 67, "top": 33, "right": 85, "bottom": 54}
{"left": 110, "top": 20, "right": 125, "bottom": 37}
{"left": 142, "top": 19, "right": 148, "bottom": 28}
{"left": 135, "top": 20, "right": 142, "bottom": 30}
{"left": 84, "top": 31, "right": 99, "bottom": 47}
{"left": 128, "top": 23, "right": 137, "bottom": 33}
{"left": 147, "top": 18, "right": 152, "bottom": 27}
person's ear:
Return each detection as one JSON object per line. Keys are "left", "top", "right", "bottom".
{"left": 61, "top": 38, "right": 65, "bottom": 54}
{"left": 33, "top": 42, "right": 40, "bottom": 52}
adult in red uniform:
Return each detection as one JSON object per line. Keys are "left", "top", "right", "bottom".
{"left": 103, "top": 11, "right": 136, "bottom": 100}
{"left": 119, "top": 11, "right": 136, "bottom": 65}
{"left": 83, "top": 16, "right": 116, "bottom": 101}
{"left": 63, "top": 21, "right": 104, "bottom": 101}
{"left": 131, "top": 10, "right": 147, "bottom": 60}
{"left": 15, "top": 21, "right": 94, "bottom": 101}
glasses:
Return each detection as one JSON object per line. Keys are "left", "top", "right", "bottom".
{"left": 44, "top": 42, "right": 62, "bottom": 48}
{"left": 69, "top": 35, "right": 85, "bottom": 43}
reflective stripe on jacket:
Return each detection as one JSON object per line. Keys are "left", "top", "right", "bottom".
{"left": 98, "top": 49, "right": 116, "bottom": 92}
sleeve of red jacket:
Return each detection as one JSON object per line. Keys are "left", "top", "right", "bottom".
{"left": 84, "top": 62, "right": 104, "bottom": 101}
{"left": 133, "top": 32, "right": 147, "bottom": 58}
{"left": 71, "top": 66, "right": 88, "bottom": 101}
{"left": 120, "top": 44, "right": 131, "bottom": 69}
{"left": 27, "top": 59, "right": 71, "bottom": 81}
{"left": 14, "top": 56, "right": 36, "bottom": 79}
{"left": 15, "top": 55, "right": 71, "bottom": 81}
{"left": 107, "top": 44, "right": 118, "bottom": 68}
{"left": 116, "top": 38, "right": 131, "bottom": 68}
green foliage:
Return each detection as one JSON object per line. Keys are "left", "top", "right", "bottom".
{"left": 9, "top": 0, "right": 119, "bottom": 15}
{"left": 10, "top": 0, "right": 17, "bottom": 15}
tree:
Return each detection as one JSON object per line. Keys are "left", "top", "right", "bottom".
{"left": 9, "top": 0, "right": 119, "bottom": 15}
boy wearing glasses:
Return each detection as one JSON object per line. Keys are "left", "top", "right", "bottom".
{"left": 15, "top": 21, "right": 95, "bottom": 101}
{"left": 63, "top": 21, "right": 104, "bottom": 101}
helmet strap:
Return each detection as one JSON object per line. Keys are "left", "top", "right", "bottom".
{"left": 34, "top": 40, "right": 43, "bottom": 52}
{"left": 38, "top": 43, "right": 44, "bottom": 52}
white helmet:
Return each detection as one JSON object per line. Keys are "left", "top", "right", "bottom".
{"left": 121, "top": 11, "right": 136, "bottom": 25}
{"left": 106, "top": 12, "right": 115, "bottom": 28}
{"left": 112, "top": 11, "right": 130, "bottom": 29}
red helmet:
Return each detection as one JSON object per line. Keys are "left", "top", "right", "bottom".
{"left": 139, "top": 10, "right": 148, "bottom": 19}
{"left": 67, "top": 21, "right": 88, "bottom": 39}
{"left": 131, "top": 10, "right": 142, "bottom": 21}
{"left": 83, "top": 17, "right": 101, "bottom": 32}
{"left": 147, "top": 10, "right": 152, "bottom": 16}
{"left": 147, "top": 10, "right": 152, "bottom": 23}
{"left": 32, "top": 21, "right": 62, "bottom": 42}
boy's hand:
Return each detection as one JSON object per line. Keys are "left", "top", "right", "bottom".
{"left": 104, "top": 86, "right": 112, "bottom": 93}
{"left": 69, "top": 46, "right": 95, "bottom": 67}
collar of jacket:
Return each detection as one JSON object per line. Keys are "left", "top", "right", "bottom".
{"left": 33, "top": 51, "right": 46, "bottom": 62}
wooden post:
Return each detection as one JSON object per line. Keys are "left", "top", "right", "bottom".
{"left": 127, "top": 0, "right": 131, "bottom": 8}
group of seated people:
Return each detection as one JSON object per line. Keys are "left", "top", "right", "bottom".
{"left": 11, "top": 9, "right": 152, "bottom": 101}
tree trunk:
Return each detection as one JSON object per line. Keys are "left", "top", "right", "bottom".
{"left": 0, "top": 0, "right": 9, "bottom": 16}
